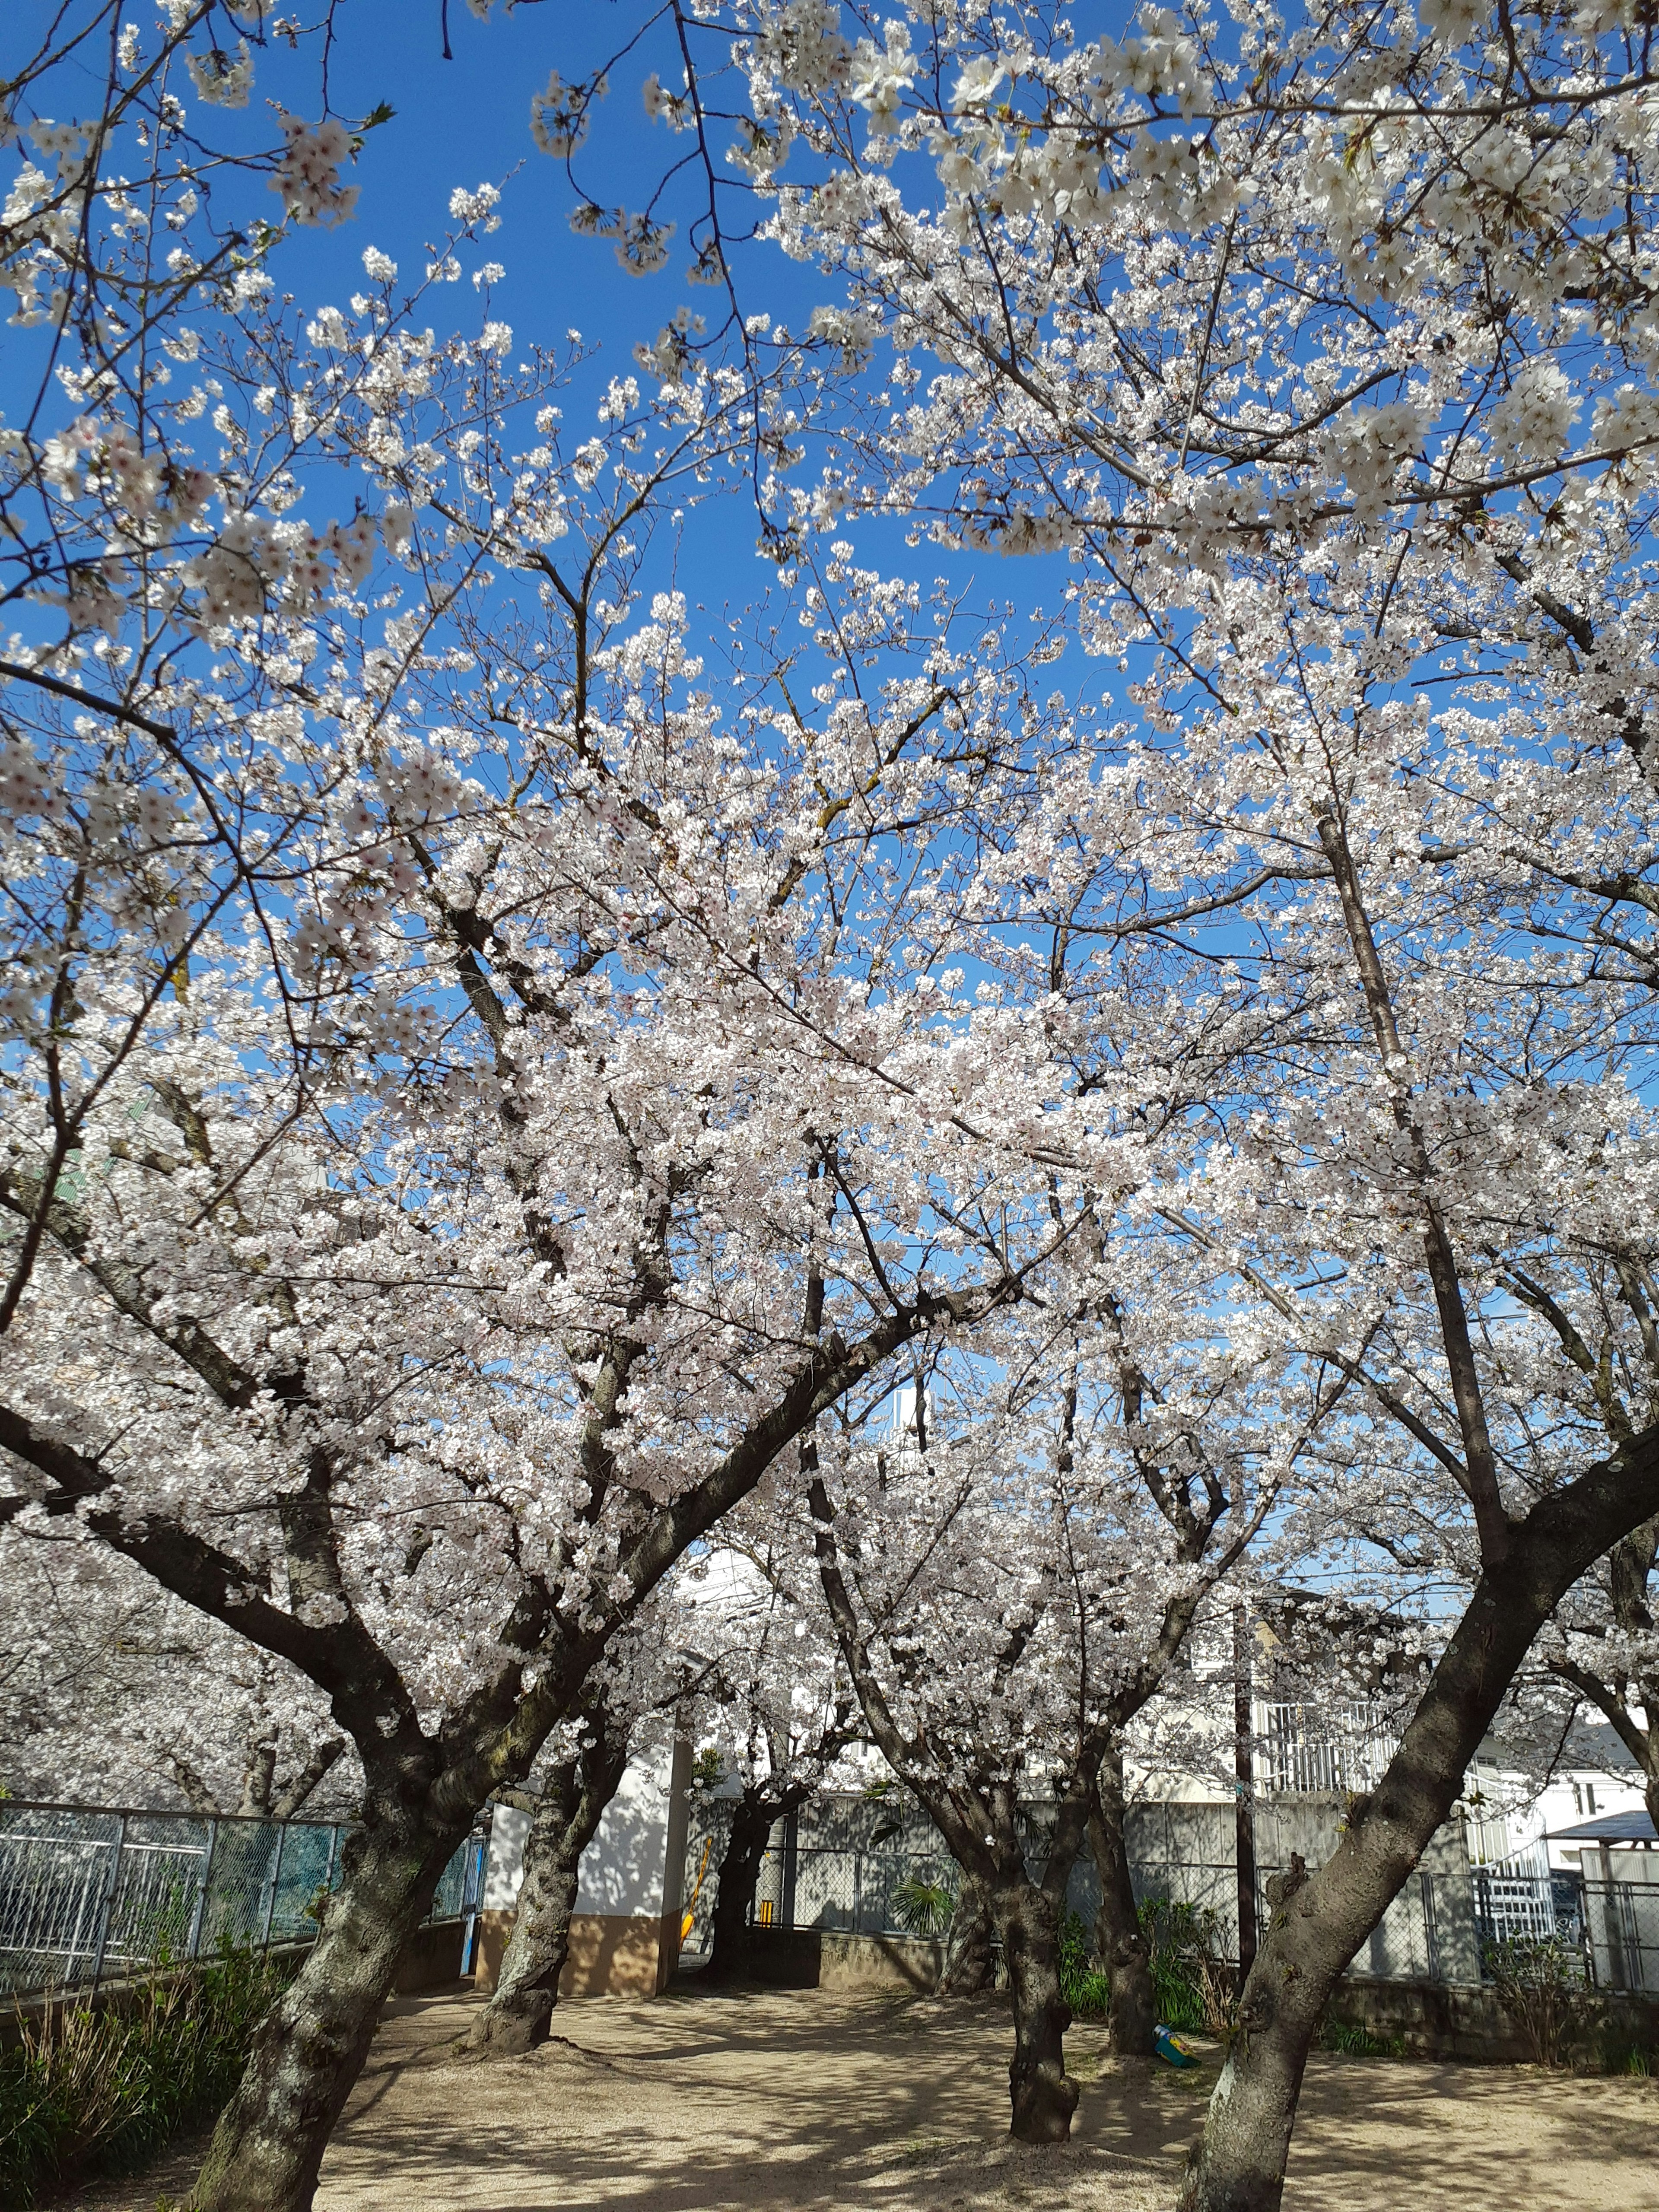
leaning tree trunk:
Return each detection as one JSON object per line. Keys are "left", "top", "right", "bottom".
{"left": 191, "top": 1795, "right": 467, "bottom": 2212}
{"left": 936, "top": 1868, "right": 993, "bottom": 1996}
{"left": 466, "top": 1718, "right": 628, "bottom": 2056}
{"left": 992, "top": 1879, "right": 1079, "bottom": 2143}
{"left": 705, "top": 1789, "right": 775, "bottom": 1982}
{"left": 1178, "top": 1447, "right": 1659, "bottom": 2212}
{"left": 1090, "top": 1744, "right": 1154, "bottom": 2057}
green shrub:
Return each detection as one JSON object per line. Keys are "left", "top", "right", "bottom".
{"left": 1138, "top": 1896, "right": 1233, "bottom": 2033}
{"left": 1058, "top": 1910, "right": 1113, "bottom": 2019}
{"left": 0, "top": 1943, "right": 292, "bottom": 2207}
{"left": 892, "top": 1875, "right": 957, "bottom": 1938}
{"left": 1482, "top": 1932, "right": 1580, "bottom": 2070}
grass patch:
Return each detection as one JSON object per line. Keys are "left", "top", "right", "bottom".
{"left": 0, "top": 1944, "right": 292, "bottom": 2208}
{"left": 1058, "top": 1911, "right": 1114, "bottom": 2021}
{"left": 1319, "top": 2019, "right": 1406, "bottom": 2059}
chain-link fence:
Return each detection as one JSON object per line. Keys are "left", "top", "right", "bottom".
{"left": 683, "top": 1798, "right": 1659, "bottom": 1997}
{"left": 0, "top": 1800, "right": 485, "bottom": 1999}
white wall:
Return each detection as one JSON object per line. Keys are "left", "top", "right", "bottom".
{"left": 482, "top": 1735, "right": 686, "bottom": 1920}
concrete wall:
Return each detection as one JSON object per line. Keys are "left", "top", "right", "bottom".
{"left": 1324, "top": 1974, "right": 1659, "bottom": 2067}
{"left": 477, "top": 1736, "right": 691, "bottom": 1999}
{"left": 709, "top": 1928, "right": 944, "bottom": 1992}
{"left": 393, "top": 1917, "right": 467, "bottom": 1994}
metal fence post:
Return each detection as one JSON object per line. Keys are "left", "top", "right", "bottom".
{"left": 1419, "top": 1871, "right": 1440, "bottom": 1983}
{"left": 186, "top": 1818, "right": 219, "bottom": 1960}
{"left": 259, "top": 1821, "right": 288, "bottom": 1951}
{"left": 88, "top": 1814, "right": 127, "bottom": 1993}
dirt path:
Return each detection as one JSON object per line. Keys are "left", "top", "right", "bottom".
{"left": 78, "top": 1983, "right": 1659, "bottom": 2211}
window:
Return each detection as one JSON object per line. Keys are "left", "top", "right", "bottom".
{"left": 1586, "top": 1783, "right": 1598, "bottom": 1816}
{"left": 1573, "top": 1784, "right": 1584, "bottom": 1817}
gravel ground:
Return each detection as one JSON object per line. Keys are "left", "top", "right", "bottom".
{"left": 73, "top": 1982, "right": 1659, "bottom": 2211}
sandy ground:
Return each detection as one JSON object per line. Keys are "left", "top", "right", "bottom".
{"left": 76, "top": 1982, "right": 1659, "bottom": 2212}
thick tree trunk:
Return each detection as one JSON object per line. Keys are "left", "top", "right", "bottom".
{"left": 1090, "top": 1745, "right": 1154, "bottom": 2057}
{"left": 705, "top": 1790, "right": 774, "bottom": 1982}
{"left": 1179, "top": 1444, "right": 1659, "bottom": 2212}
{"left": 190, "top": 1799, "right": 465, "bottom": 2212}
{"left": 992, "top": 1879, "right": 1078, "bottom": 2143}
{"left": 936, "top": 1869, "right": 993, "bottom": 1996}
{"left": 467, "top": 1717, "right": 627, "bottom": 2056}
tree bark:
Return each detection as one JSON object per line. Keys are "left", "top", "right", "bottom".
{"left": 993, "top": 1878, "right": 1079, "bottom": 2143}
{"left": 705, "top": 1789, "right": 775, "bottom": 1982}
{"left": 190, "top": 1796, "right": 465, "bottom": 2212}
{"left": 1178, "top": 1437, "right": 1659, "bottom": 2212}
{"left": 466, "top": 1716, "right": 628, "bottom": 2056}
{"left": 936, "top": 1869, "right": 993, "bottom": 1996}
{"left": 1089, "top": 1744, "right": 1154, "bottom": 2057}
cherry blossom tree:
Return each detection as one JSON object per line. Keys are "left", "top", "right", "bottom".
{"left": 635, "top": 10, "right": 1659, "bottom": 2205}
{"left": 18, "top": 13, "right": 1659, "bottom": 2209}
{"left": 676, "top": 1548, "right": 857, "bottom": 1980}
{"left": 0, "top": 209, "right": 1103, "bottom": 2208}
{"left": 0, "top": 1524, "right": 351, "bottom": 1816}
{"left": 765, "top": 1281, "right": 1287, "bottom": 2139}
{"left": 464, "top": 1596, "right": 704, "bottom": 2056}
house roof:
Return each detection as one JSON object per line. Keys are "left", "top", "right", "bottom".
{"left": 1548, "top": 1809, "right": 1657, "bottom": 1845}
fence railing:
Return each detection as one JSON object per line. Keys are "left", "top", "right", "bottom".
{"left": 0, "top": 1800, "right": 486, "bottom": 1999}
{"left": 1474, "top": 1866, "right": 1659, "bottom": 1996}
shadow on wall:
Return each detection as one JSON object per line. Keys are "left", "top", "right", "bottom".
{"left": 475, "top": 1734, "right": 692, "bottom": 1999}
{"left": 682, "top": 1929, "right": 946, "bottom": 1993}
{"left": 473, "top": 1907, "right": 680, "bottom": 1999}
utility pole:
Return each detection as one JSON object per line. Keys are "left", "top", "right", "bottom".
{"left": 1233, "top": 1602, "right": 1258, "bottom": 1990}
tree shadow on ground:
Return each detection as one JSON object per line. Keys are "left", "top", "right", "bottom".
{"left": 1086, "top": 2043, "right": 1659, "bottom": 2212}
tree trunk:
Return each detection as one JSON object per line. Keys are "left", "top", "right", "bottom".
{"left": 1178, "top": 1443, "right": 1659, "bottom": 2212}
{"left": 466, "top": 1717, "right": 628, "bottom": 2056}
{"left": 992, "top": 1879, "right": 1079, "bottom": 2143}
{"left": 190, "top": 1798, "right": 465, "bottom": 2212}
{"left": 705, "top": 1790, "right": 774, "bottom": 1982}
{"left": 1090, "top": 1745, "right": 1154, "bottom": 2057}
{"left": 936, "top": 1869, "right": 993, "bottom": 1996}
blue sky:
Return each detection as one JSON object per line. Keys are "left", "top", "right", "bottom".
{"left": 254, "top": 1, "right": 1084, "bottom": 650}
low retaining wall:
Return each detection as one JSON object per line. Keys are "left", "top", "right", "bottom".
{"left": 393, "top": 1917, "right": 467, "bottom": 1995}
{"left": 700, "top": 1929, "right": 944, "bottom": 1992}
{"left": 1324, "top": 1974, "right": 1659, "bottom": 2067}
{"left": 2, "top": 1920, "right": 469, "bottom": 2049}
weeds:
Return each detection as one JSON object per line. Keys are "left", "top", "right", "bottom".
{"left": 1058, "top": 1901, "right": 1236, "bottom": 2036}
{"left": 1139, "top": 1897, "right": 1236, "bottom": 2034}
{"left": 1058, "top": 1910, "right": 1114, "bottom": 2019}
{"left": 1319, "top": 2019, "right": 1405, "bottom": 2058}
{"left": 1483, "top": 1933, "right": 1580, "bottom": 2070}
{"left": 0, "top": 1942, "right": 291, "bottom": 2208}
{"left": 1603, "top": 2040, "right": 1653, "bottom": 2077}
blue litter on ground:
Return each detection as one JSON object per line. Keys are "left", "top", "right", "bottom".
{"left": 1154, "top": 2023, "right": 1200, "bottom": 2067}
